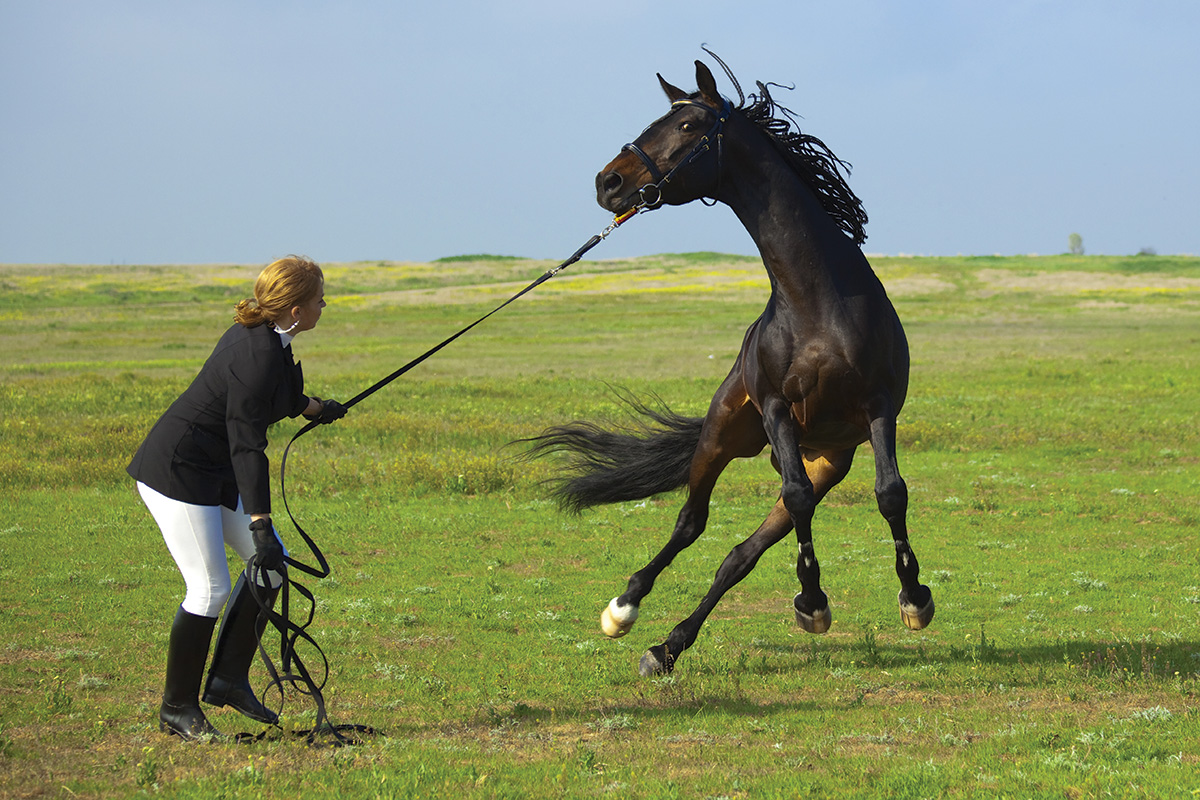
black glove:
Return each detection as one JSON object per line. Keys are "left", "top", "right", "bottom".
{"left": 249, "top": 518, "right": 285, "bottom": 571}
{"left": 315, "top": 398, "right": 347, "bottom": 424}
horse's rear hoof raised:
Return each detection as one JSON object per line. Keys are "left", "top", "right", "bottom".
{"left": 600, "top": 597, "right": 638, "bottom": 639}
{"left": 793, "top": 594, "right": 832, "bottom": 634}
{"left": 899, "top": 589, "right": 935, "bottom": 631}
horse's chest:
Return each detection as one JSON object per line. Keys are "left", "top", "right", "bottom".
{"left": 747, "top": 336, "right": 872, "bottom": 444}
{"left": 758, "top": 340, "right": 856, "bottom": 403}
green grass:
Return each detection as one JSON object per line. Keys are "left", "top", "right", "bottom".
{"left": 2, "top": 251, "right": 1200, "bottom": 797}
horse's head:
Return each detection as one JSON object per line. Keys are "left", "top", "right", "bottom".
{"left": 596, "top": 60, "right": 732, "bottom": 214}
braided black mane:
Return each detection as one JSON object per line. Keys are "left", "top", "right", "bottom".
{"left": 705, "top": 51, "right": 868, "bottom": 245}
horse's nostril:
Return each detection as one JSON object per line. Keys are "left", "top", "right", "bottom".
{"left": 602, "top": 172, "right": 623, "bottom": 194}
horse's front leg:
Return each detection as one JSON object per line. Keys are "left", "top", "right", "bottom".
{"left": 869, "top": 410, "right": 934, "bottom": 630}
{"left": 791, "top": 448, "right": 856, "bottom": 633}
{"left": 759, "top": 396, "right": 832, "bottom": 634}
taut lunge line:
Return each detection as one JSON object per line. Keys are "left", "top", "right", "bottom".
{"left": 291, "top": 207, "right": 638, "bottom": 444}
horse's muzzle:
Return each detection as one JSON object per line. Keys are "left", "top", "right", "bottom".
{"left": 596, "top": 168, "right": 629, "bottom": 213}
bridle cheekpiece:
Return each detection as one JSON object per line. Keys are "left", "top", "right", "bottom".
{"left": 621, "top": 96, "right": 732, "bottom": 210}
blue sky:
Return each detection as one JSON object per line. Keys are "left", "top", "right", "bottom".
{"left": 2, "top": 1, "right": 1196, "bottom": 265}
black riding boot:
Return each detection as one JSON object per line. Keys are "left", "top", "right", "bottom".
{"left": 159, "top": 606, "right": 221, "bottom": 740}
{"left": 202, "top": 572, "right": 280, "bottom": 724}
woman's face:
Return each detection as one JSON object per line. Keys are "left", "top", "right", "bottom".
{"left": 287, "top": 283, "right": 326, "bottom": 334}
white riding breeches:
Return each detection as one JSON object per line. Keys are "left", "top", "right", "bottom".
{"left": 137, "top": 481, "right": 287, "bottom": 617}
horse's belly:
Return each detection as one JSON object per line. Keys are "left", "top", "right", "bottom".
{"left": 795, "top": 419, "right": 869, "bottom": 452}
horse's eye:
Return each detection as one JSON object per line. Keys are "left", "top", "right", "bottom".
{"left": 680, "top": 121, "right": 696, "bottom": 133}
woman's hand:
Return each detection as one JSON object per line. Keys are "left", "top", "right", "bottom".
{"left": 304, "top": 396, "right": 347, "bottom": 424}
{"left": 248, "top": 518, "right": 285, "bottom": 571}
{"left": 315, "top": 399, "right": 347, "bottom": 424}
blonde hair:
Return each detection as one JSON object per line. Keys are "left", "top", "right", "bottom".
{"left": 234, "top": 255, "right": 324, "bottom": 327}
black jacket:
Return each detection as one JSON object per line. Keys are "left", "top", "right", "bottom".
{"left": 127, "top": 322, "right": 307, "bottom": 513}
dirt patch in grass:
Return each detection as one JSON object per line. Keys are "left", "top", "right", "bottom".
{"left": 882, "top": 275, "right": 957, "bottom": 296}
{"left": 976, "top": 269, "right": 1200, "bottom": 294}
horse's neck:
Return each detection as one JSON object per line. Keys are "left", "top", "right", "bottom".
{"left": 723, "top": 149, "right": 869, "bottom": 303}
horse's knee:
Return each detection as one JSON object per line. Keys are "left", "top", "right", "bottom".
{"left": 780, "top": 481, "right": 816, "bottom": 525}
{"left": 875, "top": 476, "right": 908, "bottom": 521}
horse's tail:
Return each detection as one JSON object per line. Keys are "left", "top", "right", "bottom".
{"left": 523, "top": 393, "right": 703, "bottom": 513}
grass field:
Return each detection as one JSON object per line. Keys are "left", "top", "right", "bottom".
{"left": 2, "top": 250, "right": 1199, "bottom": 798}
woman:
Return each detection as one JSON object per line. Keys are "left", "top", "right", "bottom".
{"left": 128, "top": 255, "right": 347, "bottom": 740}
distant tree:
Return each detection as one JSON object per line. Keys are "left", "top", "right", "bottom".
{"left": 1068, "top": 233, "right": 1084, "bottom": 255}
{"left": 1137, "top": 247, "right": 1157, "bottom": 256}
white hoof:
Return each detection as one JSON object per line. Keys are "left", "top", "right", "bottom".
{"left": 600, "top": 597, "right": 638, "bottom": 639}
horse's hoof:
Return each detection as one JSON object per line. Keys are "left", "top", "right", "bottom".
{"left": 795, "top": 605, "right": 832, "bottom": 634}
{"left": 794, "top": 594, "right": 832, "bottom": 634}
{"left": 638, "top": 645, "right": 674, "bottom": 677}
{"left": 899, "top": 589, "right": 935, "bottom": 631}
{"left": 600, "top": 597, "right": 638, "bottom": 639}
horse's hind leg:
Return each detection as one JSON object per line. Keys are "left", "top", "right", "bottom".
{"left": 602, "top": 372, "right": 766, "bottom": 640}
{"left": 639, "top": 404, "right": 850, "bottom": 674}
{"left": 639, "top": 500, "right": 793, "bottom": 676}
{"left": 869, "top": 411, "right": 935, "bottom": 630}
{"left": 600, "top": 485, "right": 722, "bottom": 638}
{"left": 601, "top": 468, "right": 737, "bottom": 640}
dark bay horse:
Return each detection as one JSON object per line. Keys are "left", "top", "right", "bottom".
{"left": 529, "top": 58, "right": 934, "bottom": 676}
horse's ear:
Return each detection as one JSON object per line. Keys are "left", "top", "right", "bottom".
{"left": 658, "top": 74, "right": 689, "bottom": 103}
{"left": 695, "top": 60, "right": 721, "bottom": 106}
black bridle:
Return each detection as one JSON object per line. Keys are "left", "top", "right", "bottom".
{"left": 621, "top": 97, "right": 732, "bottom": 210}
